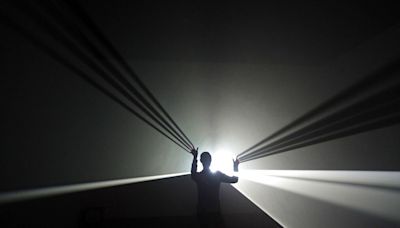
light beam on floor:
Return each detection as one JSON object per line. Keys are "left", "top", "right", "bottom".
{"left": 0, "top": 172, "right": 189, "bottom": 204}
{"left": 232, "top": 169, "right": 400, "bottom": 226}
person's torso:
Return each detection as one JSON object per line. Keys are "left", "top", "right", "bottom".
{"left": 195, "top": 171, "right": 222, "bottom": 212}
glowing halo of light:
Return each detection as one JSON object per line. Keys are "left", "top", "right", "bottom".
{"left": 210, "top": 149, "right": 236, "bottom": 175}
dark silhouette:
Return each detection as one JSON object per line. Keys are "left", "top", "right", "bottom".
{"left": 191, "top": 148, "right": 240, "bottom": 227}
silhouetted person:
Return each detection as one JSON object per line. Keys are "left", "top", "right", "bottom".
{"left": 191, "top": 148, "right": 239, "bottom": 228}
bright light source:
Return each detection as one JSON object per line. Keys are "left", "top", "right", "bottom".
{"left": 210, "top": 149, "right": 235, "bottom": 175}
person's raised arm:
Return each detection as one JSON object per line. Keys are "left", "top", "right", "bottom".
{"left": 232, "top": 158, "right": 240, "bottom": 183}
{"left": 220, "top": 158, "right": 240, "bottom": 183}
{"left": 233, "top": 157, "right": 240, "bottom": 173}
{"left": 191, "top": 148, "right": 198, "bottom": 177}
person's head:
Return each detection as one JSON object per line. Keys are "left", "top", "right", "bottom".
{"left": 200, "top": 152, "right": 212, "bottom": 169}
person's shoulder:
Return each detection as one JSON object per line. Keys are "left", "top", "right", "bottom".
{"left": 215, "top": 170, "right": 232, "bottom": 179}
{"left": 195, "top": 170, "right": 207, "bottom": 177}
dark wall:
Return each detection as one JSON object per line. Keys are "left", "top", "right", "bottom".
{"left": 1, "top": 1, "right": 400, "bottom": 227}
{"left": 2, "top": 0, "right": 400, "bottom": 191}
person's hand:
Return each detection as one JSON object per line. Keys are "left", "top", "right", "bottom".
{"left": 233, "top": 157, "right": 240, "bottom": 172}
{"left": 191, "top": 147, "right": 198, "bottom": 158}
